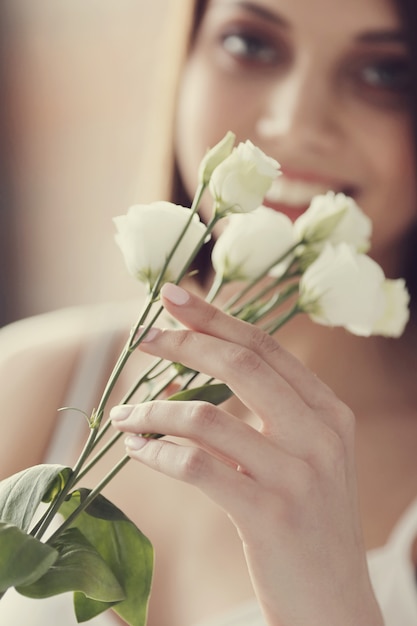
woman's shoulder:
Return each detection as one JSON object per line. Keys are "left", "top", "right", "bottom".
{"left": 0, "top": 300, "right": 140, "bottom": 476}
{"left": 0, "top": 299, "right": 140, "bottom": 352}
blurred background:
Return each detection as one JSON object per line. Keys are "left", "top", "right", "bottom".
{"left": 1, "top": 0, "right": 168, "bottom": 325}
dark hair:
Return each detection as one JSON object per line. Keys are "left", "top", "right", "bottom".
{"left": 394, "top": 0, "right": 417, "bottom": 142}
{"left": 170, "top": 0, "right": 212, "bottom": 284}
{"left": 392, "top": 0, "right": 417, "bottom": 300}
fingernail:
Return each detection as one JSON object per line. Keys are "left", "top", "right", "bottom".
{"left": 125, "top": 435, "right": 148, "bottom": 450}
{"left": 161, "top": 283, "right": 190, "bottom": 306}
{"left": 110, "top": 405, "right": 133, "bottom": 421}
{"left": 140, "top": 327, "right": 161, "bottom": 343}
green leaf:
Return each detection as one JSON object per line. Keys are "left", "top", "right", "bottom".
{"left": 0, "top": 464, "right": 72, "bottom": 532}
{"left": 168, "top": 382, "right": 233, "bottom": 405}
{"left": 73, "top": 592, "right": 116, "bottom": 623}
{"left": 42, "top": 467, "right": 73, "bottom": 503}
{"left": 0, "top": 522, "right": 58, "bottom": 594}
{"left": 60, "top": 490, "right": 153, "bottom": 626}
{"left": 16, "top": 526, "right": 125, "bottom": 605}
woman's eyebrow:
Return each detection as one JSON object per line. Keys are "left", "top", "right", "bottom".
{"left": 356, "top": 29, "right": 406, "bottom": 44}
{"left": 212, "top": 0, "right": 289, "bottom": 28}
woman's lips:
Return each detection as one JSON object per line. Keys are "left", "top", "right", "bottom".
{"left": 263, "top": 175, "right": 356, "bottom": 221}
{"left": 266, "top": 176, "right": 333, "bottom": 205}
{"left": 262, "top": 200, "right": 310, "bottom": 222}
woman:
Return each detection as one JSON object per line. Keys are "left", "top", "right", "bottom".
{"left": 1, "top": 0, "right": 417, "bottom": 624}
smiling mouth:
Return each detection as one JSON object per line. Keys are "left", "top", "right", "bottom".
{"left": 263, "top": 176, "right": 358, "bottom": 218}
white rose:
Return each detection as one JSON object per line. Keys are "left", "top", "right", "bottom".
{"left": 198, "top": 131, "right": 236, "bottom": 186}
{"left": 114, "top": 201, "right": 207, "bottom": 290}
{"left": 370, "top": 278, "right": 410, "bottom": 337}
{"left": 294, "top": 192, "right": 372, "bottom": 252}
{"left": 298, "top": 243, "right": 386, "bottom": 336}
{"left": 211, "top": 206, "right": 296, "bottom": 281}
{"left": 209, "top": 140, "right": 281, "bottom": 215}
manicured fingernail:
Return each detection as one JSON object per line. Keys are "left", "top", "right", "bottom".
{"left": 125, "top": 435, "right": 148, "bottom": 450}
{"left": 140, "top": 327, "right": 161, "bottom": 343}
{"left": 110, "top": 405, "right": 133, "bottom": 421}
{"left": 161, "top": 283, "right": 190, "bottom": 305}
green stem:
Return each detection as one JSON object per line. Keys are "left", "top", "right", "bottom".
{"left": 47, "top": 455, "right": 131, "bottom": 544}
{"left": 205, "top": 274, "right": 226, "bottom": 303}
{"left": 177, "top": 370, "right": 200, "bottom": 391}
{"left": 91, "top": 358, "right": 168, "bottom": 445}
{"left": 234, "top": 281, "right": 300, "bottom": 324}
{"left": 148, "top": 183, "right": 206, "bottom": 299}
{"left": 223, "top": 241, "right": 302, "bottom": 311}
{"left": 172, "top": 212, "right": 222, "bottom": 287}
{"left": 34, "top": 427, "right": 99, "bottom": 540}
{"left": 76, "top": 368, "right": 200, "bottom": 482}
{"left": 229, "top": 270, "right": 298, "bottom": 318}
{"left": 92, "top": 180, "right": 209, "bottom": 426}
{"left": 89, "top": 358, "right": 172, "bottom": 451}
{"left": 263, "top": 302, "right": 301, "bottom": 334}
{"left": 91, "top": 291, "right": 160, "bottom": 434}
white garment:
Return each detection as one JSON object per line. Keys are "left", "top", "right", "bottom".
{"left": 367, "top": 498, "right": 417, "bottom": 626}
{"left": 1, "top": 305, "right": 416, "bottom": 625}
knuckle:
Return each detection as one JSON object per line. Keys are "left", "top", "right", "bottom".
{"left": 199, "top": 302, "right": 222, "bottom": 327}
{"left": 248, "top": 326, "right": 280, "bottom": 357}
{"left": 318, "top": 428, "right": 346, "bottom": 471}
{"left": 289, "top": 458, "right": 315, "bottom": 499}
{"left": 336, "top": 404, "right": 356, "bottom": 441}
{"left": 189, "top": 401, "right": 219, "bottom": 432}
{"left": 178, "top": 447, "right": 208, "bottom": 482}
{"left": 138, "top": 401, "right": 159, "bottom": 432}
{"left": 304, "top": 422, "right": 350, "bottom": 478}
{"left": 171, "top": 329, "right": 192, "bottom": 350}
{"left": 324, "top": 398, "right": 356, "bottom": 441}
{"left": 225, "top": 345, "right": 262, "bottom": 375}
{"left": 270, "top": 458, "right": 316, "bottom": 521}
{"left": 149, "top": 439, "right": 167, "bottom": 471}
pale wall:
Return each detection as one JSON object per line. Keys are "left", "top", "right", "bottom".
{"left": 6, "top": 0, "right": 169, "bottom": 319}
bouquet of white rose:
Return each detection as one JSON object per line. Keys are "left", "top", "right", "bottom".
{"left": 0, "top": 131, "right": 410, "bottom": 625}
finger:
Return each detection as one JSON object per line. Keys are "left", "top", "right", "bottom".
{"left": 111, "top": 400, "right": 272, "bottom": 475}
{"left": 122, "top": 434, "right": 255, "bottom": 520}
{"left": 135, "top": 327, "right": 346, "bottom": 463}
{"left": 160, "top": 283, "right": 338, "bottom": 411}
{"left": 137, "top": 326, "right": 310, "bottom": 431}
{"left": 121, "top": 428, "right": 327, "bottom": 531}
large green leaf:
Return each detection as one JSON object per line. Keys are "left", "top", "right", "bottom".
{"left": 168, "top": 382, "right": 233, "bottom": 404}
{"left": 0, "top": 464, "right": 72, "bottom": 531}
{"left": 73, "top": 592, "right": 116, "bottom": 623}
{"left": 16, "top": 526, "right": 125, "bottom": 606}
{"left": 0, "top": 522, "right": 58, "bottom": 595}
{"left": 61, "top": 490, "right": 153, "bottom": 626}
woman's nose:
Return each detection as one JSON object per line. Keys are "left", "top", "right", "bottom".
{"left": 256, "top": 62, "right": 341, "bottom": 155}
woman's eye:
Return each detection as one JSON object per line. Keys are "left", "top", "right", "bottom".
{"left": 220, "top": 32, "right": 279, "bottom": 65}
{"left": 360, "top": 58, "right": 410, "bottom": 93}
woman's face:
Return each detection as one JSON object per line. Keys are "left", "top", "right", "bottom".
{"left": 175, "top": 0, "right": 417, "bottom": 275}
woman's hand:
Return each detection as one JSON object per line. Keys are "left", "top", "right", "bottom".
{"left": 111, "top": 283, "right": 383, "bottom": 626}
